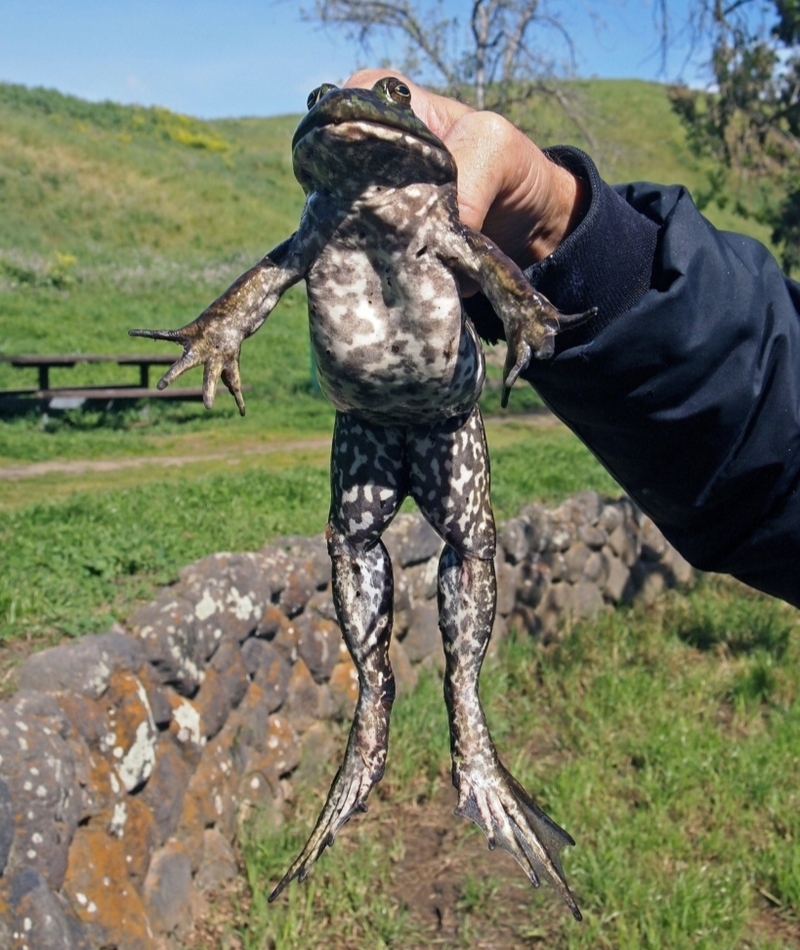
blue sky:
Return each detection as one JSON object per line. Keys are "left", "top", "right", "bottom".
{"left": 1, "top": 0, "right": 704, "bottom": 118}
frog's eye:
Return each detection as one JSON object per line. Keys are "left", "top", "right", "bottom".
{"left": 307, "top": 83, "right": 337, "bottom": 110}
{"left": 386, "top": 78, "right": 412, "bottom": 106}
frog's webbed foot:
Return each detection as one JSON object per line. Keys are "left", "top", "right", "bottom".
{"left": 129, "top": 322, "right": 247, "bottom": 414}
{"left": 453, "top": 758, "right": 581, "bottom": 920}
{"left": 500, "top": 294, "right": 597, "bottom": 408}
{"left": 268, "top": 725, "right": 386, "bottom": 901}
{"left": 437, "top": 546, "right": 580, "bottom": 919}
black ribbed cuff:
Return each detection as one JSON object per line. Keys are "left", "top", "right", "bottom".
{"left": 525, "top": 146, "right": 659, "bottom": 347}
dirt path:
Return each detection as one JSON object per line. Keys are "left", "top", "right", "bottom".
{"left": 0, "top": 411, "right": 562, "bottom": 482}
{"left": 0, "top": 437, "right": 333, "bottom": 481}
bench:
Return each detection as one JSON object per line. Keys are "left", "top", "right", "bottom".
{"left": 0, "top": 353, "right": 205, "bottom": 408}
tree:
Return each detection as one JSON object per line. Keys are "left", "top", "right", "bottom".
{"left": 667, "top": 0, "right": 800, "bottom": 272}
{"left": 302, "top": 0, "right": 591, "bottom": 115}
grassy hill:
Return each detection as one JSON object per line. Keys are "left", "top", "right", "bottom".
{"left": 0, "top": 78, "right": 777, "bottom": 430}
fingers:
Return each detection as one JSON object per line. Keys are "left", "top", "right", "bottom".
{"left": 202, "top": 359, "right": 223, "bottom": 410}
{"left": 222, "top": 362, "right": 246, "bottom": 416}
{"left": 157, "top": 350, "right": 203, "bottom": 390}
{"left": 129, "top": 327, "right": 183, "bottom": 343}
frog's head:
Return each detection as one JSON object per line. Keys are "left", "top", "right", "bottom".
{"left": 292, "top": 77, "right": 456, "bottom": 195}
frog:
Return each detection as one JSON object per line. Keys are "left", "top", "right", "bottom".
{"left": 131, "top": 76, "right": 594, "bottom": 920}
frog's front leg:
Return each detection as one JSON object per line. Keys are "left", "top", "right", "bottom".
{"left": 408, "top": 407, "right": 581, "bottom": 919}
{"left": 269, "top": 413, "right": 407, "bottom": 901}
{"left": 129, "top": 231, "right": 314, "bottom": 415}
{"left": 434, "top": 224, "right": 597, "bottom": 407}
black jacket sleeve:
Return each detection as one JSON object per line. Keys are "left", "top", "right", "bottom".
{"left": 469, "top": 146, "right": 800, "bottom": 607}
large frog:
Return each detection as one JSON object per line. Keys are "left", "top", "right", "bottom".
{"left": 131, "top": 77, "right": 593, "bottom": 919}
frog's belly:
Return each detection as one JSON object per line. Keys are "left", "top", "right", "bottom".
{"left": 307, "top": 259, "right": 485, "bottom": 425}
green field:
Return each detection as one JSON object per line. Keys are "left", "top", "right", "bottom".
{"left": 2, "top": 79, "right": 798, "bottom": 947}
{"left": 221, "top": 578, "right": 800, "bottom": 950}
{"left": 0, "top": 76, "right": 781, "bottom": 643}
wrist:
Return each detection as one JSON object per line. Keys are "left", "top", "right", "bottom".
{"left": 526, "top": 157, "right": 589, "bottom": 262}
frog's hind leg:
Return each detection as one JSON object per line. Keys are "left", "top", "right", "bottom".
{"left": 269, "top": 412, "right": 406, "bottom": 901}
{"left": 408, "top": 406, "right": 581, "bottom": 920}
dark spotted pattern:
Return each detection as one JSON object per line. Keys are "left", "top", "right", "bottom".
{"left": 134, "top": 78, "right": 586, "bottom": 919}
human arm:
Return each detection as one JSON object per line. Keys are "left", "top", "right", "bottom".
{"left": 345, "top": 70, "right": 800, "bottom": 606}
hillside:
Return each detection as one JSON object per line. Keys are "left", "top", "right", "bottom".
{"left": 0, "top": 78, "right": 776, "bottom": 405}
{"left": 0, "top": 78, "right": 774, "bottom": 269}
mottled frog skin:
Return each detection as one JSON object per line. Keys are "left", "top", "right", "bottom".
{"left": 132, "top": 77, "right": 593, "bottom": 920}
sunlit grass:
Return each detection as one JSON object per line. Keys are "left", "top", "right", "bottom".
{"left": 241, "top": 577, "right": 800, "bottom": 949}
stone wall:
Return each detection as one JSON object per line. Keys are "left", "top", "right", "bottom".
{"left": 0, "top": 492, "right": 693, "bottom": 949}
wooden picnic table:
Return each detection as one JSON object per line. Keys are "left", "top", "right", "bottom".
{"left": 0, "top": 353, "right": 206, "bottom": 405}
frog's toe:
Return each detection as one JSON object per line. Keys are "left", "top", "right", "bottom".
{"left": 556, "top": 305, "right": 599, "bottom": 331}
{"left": 453, "top": 761, "right": 581, "bottom": 920}
{"left": 268, "top": 744, "right": 383, "bottom": 902}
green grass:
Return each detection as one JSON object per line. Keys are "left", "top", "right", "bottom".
{"left": 0, "top": 425, "right": 615, "bottom": 644}
{"left": 239, "top": 577, "right": 800, "bottom": 949}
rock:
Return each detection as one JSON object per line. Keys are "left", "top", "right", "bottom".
{"left": 598, "top": 503, "right": 623, "bottom": 534}
{"left": 224, "top": 683, "right": 272, "bottom": 762}
{"left": 383, "top": 513, "right": 443, "bottom": 567}
{"left": 245, "top": 714, "right": 301, "bottom": 785}
{"left": 583, "top": 550, "right": 609, "bottom": 585}
{"left": 179, "top": 734, "right": 239, "bottom": 840}
{"left": 569, "top": 581, "right": 605, "bottom": 620}
{"left": 563, "top": 542, "right": 591, "bottom": 583}
{"left": 0, "top": 702, "right": 81, "bottom": 890}
{"left": 2, "top": 866, "right": 90, "bottom": 950}
{"left": 208, "top": 640, "right": 249, "bottom": 712}
{"left": 135, "top": 663, "right": 173, "bottom": 728}
{"left": 405, "top": 558, "right": 439, "bottom": 602}
{"left": 518, "top": 559, "right": 549, "bottom": 608}
{"left": 578, "top": 523, "right": 607, "bottom": 550}
{"left": 388, "top": 637, "right": 418, "bottom": 697}
{"left": 130, "top": 591, "right": 204, "bottom": 696}
{"left": 327, "top": 659, "right": 359, "bottom": 720}
{"left": 142, "top": 839, "right": 192, "bottom": 937}
{"left": 119, "top": 797, "right": 158, "bottom": 891}
{"left": 240, "top": 640, "right": 291, "bottom": 713}
{"left": 0, "top": 779, "right": 13, "bottom": 874}
{"left": 193, "top": 667, "right": 231, "bottom": 740}
{"left": 495, "top": 560, "right": 519, "bottom": 616}
{"left": 608, "top": 523, "right": 639, "bottom": 568}
{"left": 631, "top": 562, "right": 667, "bottom": 605}
{"left": 297, "top": 617, "right": 341, "bottom": 683}
{"left": 603, "top": 552, "right": 632, "bottom": 604}
{"left": 555, "top": 491, "right": 604, "bottom": 527}
{"left": 274, "top": 535, "right": 331, "bottom": 590}
{"left": 62, "top": 825, "right": 152, "bottom": 950}
{"left": 293, "top": 721, "right": 338, "bottom": 783}
{"left": 662, "top": 545, "right": 695, "bottom": 586}
{"left": 103, "top": 671, "right": 158, "bottom": 793}
{"left": 194, "top": 828, "right": 238, "bottom": 893}
{"left": 138, "top": 737, "right": 192, "bottom": 844}
{"left": 278, "top": 559, "right": 317, "bottom": 617}
{"left": 402, "top": 601, "right": 441, "bottom": 663}
{"left": 179, "top": 553, "right": 272, "bottom": 653}
{"left": 499, "top": 517, "right": 532, "bottom": 564}
{"left": 16, "top": 631, "right": 144, "bottom": 700}
{"left": 268, "top": 614, "right": 304, "bottom": 665}
{"left": 306, "top": 589, "right": 339, "bottom": 623}
{"left": 164, "top": 694, "right": 205, "bottom": 764}
{"left": 518, "top": 503, "right": 552, "bottom": 554}
{"left": 255, "top": 602, "right": 284, "bottom": 638}
{"left": 282, "top": 660, "right": 335, "bottom": 730}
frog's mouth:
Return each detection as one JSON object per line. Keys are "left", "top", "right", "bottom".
{"left": 292, "top": 120, "right": 456, "bottom": 193}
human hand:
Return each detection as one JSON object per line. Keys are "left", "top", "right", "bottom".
{"left": 344, "top": 69, "right": 587, "bottom": 269}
